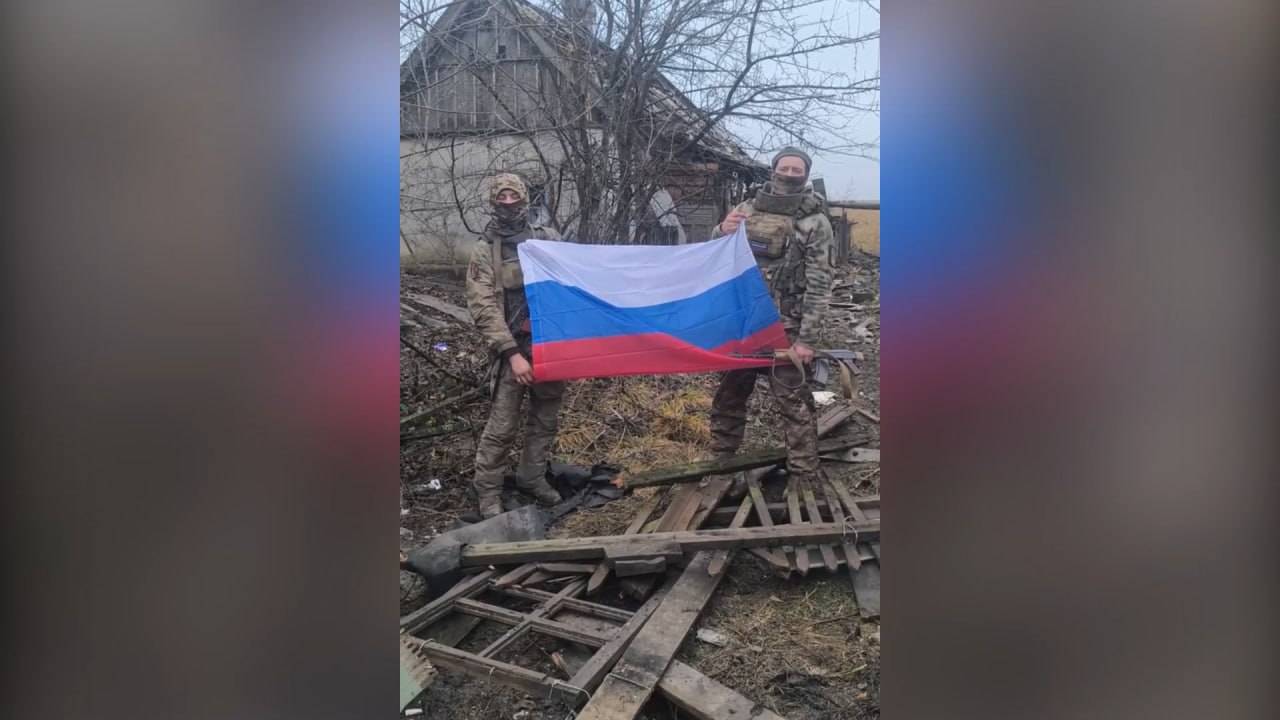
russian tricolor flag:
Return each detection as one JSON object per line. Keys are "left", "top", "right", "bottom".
{"left": 518, "top": 224, "right": 789, "bottom": 381}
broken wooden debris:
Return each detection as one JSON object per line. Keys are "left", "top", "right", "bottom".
{"left": 493, "top": 586, "right": 634, "bottom": 624}
{"left": 612, "top": 556, "right": 667, "bottom": 577}
{"left": 555, "top": 636, "right": 790, "bottom": 720}
{"left": 536, "top": 562, "right": 598, "bottom": 575}
{"left": 617, "top": 439, "right": 859, "bottom": 489}
{"left": 606, "top": 539, "right": 681, "bottom": 578}
{"left": 400, "top": 636, "right": 437, "bottom": 712}
{"left": 407, "top": 637, "right": 589, "bottom": 705}
{"left": 400, "top": 386, "right": 487, "bottom": 428}
{"left": 453, "top": 596, "right": 610, "bottom": 648}
{"left": 576, "top": 552, "right": 729, "bottom": 720}
{"left": 704, "top": 494, "right": 879, "bottom": 525}
{"left": 568, "top": 581, "right": 671, "bottom": 693}
{"left": 479, "top": 579, "right": 588, "bottom": 659}
{"left": 659, "top": 659, "right": 789, "bottom": 720}
{"left": 402, "top": 291, "right": 472, "bottom": 324}
{"left": 784, "top": 477, "right": 807, "bottom": 574}
{"left": 588, "top": 493, "right": 661, "bottom": 594}
{"left": 460, "top": 522, "right": 878, "bottom": 566}
{"left": 399, "top": 569, "right": 494, "bottom": 634}
{"left": 820, "top": 447, "right": 881, "bottom": 464}
{"left": 706, "top": 492, "right": 753, "bottom": 576}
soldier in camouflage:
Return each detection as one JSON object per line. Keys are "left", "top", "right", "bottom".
{"left": 464, "top": 173, "right": 566, "bottom": 518}
{"left": 712, "top": 147, "right": 835, "bottom": 496}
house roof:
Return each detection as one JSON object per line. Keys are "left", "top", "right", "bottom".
{"left": 400, "top": 0, "right": 767, "bottom": 173}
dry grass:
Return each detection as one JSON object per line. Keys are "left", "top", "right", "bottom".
{"left": 681, "top": 559, "right": 877, "bottom": 718}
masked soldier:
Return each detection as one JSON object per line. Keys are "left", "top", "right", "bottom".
{"left": 464, "top": 173, "right": 566, "bottom": 518}
{"left": 713, "top": 147, "right": 835, "bottom": 496}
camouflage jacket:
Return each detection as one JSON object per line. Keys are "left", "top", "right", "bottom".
{"left": 729, "top": 191, "right": 835, "bottom": 346}
{"left": 464, "top": 222, "right": 561, "bottom": 357}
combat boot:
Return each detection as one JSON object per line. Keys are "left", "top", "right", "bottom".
{"left": 516, "top": 476, "right": 563, "bottom": 506}
{"left": 477, "top": 493, "right": 504, "bottom": 519}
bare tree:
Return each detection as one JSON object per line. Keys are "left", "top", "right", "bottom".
{"left": 399, "top": 0, "right": 878, "bottom": 250}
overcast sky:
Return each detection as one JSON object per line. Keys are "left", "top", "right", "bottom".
{"left": 727, "top": 1, "right": 881, "bottom": 201}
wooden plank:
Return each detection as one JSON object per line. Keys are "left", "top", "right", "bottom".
{"left": 659, "top": 659, "right": 789, "bottom": 720}
{"left": 852, "top": 561, "right": 881, "bottom": 618}
{"left": 480, "top": 579, "right": 586, "bottom": 659}
{"left": 461, "top": 522, "right": 878, "bottom": 566}
{"left": 704, "top": 496, "right": 881, "bottom": 526}
{"left": 587, "top": 493, "right": 661, "bottom": 594}
{"left": 402, "top": 291, "right": 472, "bottom": 323}
{"left": 408, "top": 638, "right": 588, "bottom": 705}
{"left": 492, "top": 587, "right": 634, "bottom": 624}
{"left": 493, "top": 563, "right": 539, "bottom": 588}
{"left": 575, "top": 552, "right": 729, "bottom": 720}
{"left": 604, "top": 540, "right": 683, "bottom": 561}
{"left": 522, "top": 569, "right": 555, "bottom": 586}
{"left": 619, "top": 440, "right": 858, "bottom": 489}
{"left": 820, "top": 478, "right": 861, "bottom": 571}
{"left": 399, "top": 569, "right": 495, "bottom": 634}
{"left": 453, "top": 597, "right": 610, "bottom": 648}
{"left": 820, "top": 447, "right": 881, "bottom": 464}
{"left": 537, "top": 562, "right": 599, "bottom": 575}
{"left": 706, "top": 494, "right": 753, "bottom": 576}
{"left": 801, "top": 478, "right": 840, "bottom": 572}
{"left": 784, "top": 478, "right": 808, "bottom": 575}
{"left": 553, "top": 641, "right": 790, "bottom": 720}
{"left": 619, "top": 475, "right": 736, "bottom": 600}
{"left": 612, "top": 556, "right": 667, "bottom": 577}
{"left": 746, "top": 476, "right": 791, "bottom": 570}
{"left": 568, "top": 581, "right": 670, "bottom": 693}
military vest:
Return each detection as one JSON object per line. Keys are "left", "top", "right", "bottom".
{"left": 484, "top": 224, "right": 550, "bottom": 337}
{"left": 743, "top": 190, "right": 826, "bottom": 323}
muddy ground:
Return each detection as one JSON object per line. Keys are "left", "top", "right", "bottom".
{"left": 401, "top": 251, "right": 880, "bottom": 720}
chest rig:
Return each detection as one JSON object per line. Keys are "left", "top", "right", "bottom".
{"left": 486, "top": 225, "right": 546, "bottom": 337}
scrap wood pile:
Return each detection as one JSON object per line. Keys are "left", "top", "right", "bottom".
{"left": 400, "top": 402, "right": 880, "bottom": 720}
{"left": 400, "top": 257, "right": 880, "bottom": 719}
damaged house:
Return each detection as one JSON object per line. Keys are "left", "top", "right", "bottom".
{"left": 400, "top": 0, "right": 769, "bottom": 261}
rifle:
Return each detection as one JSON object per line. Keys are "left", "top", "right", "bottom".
{"left": 731, "top": 348, "right": 860, "bottom": 398}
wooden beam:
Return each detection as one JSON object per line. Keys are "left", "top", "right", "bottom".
{"left": 402, "top": 291, "right": 472, "bottom": 323}
{"left": 659, "top": 659, "right": 789, "bottom": 720}
{"left": 707, "top": 493, "right": 753, "bottom": 576}
{"left": 493, "top": 563, "right": 540, "bottom": 588}
{"left": 617, "top": 440, "right": 858, "bottom": 489}
{"left": 820, "top": 478, "right": 861, "bottom": 571}
{"left": 802, "top": 478, "right": 841, "bottom": 572}
{"left": 613, "top": 556, "right": 667, "bottom": 577}
{"left": 784, "top": 478, "right": 808, "bottom": 575}
{"left": 553, "top": 640, "right": 790, "bottom": 720}
{"left": 492, "top": 587, "right": 635, "bottom": 624}
{"left": 588, "top": 493, "right": 660, "bottom": 594}
{"left": 479, "top": 579, "right": 586, "bottom": 659}
{"left": 536, "top": 562, "right": 598, "bottom": 575}
{"left": 453, "top": 597, "right": 609, "bottom": 648}
{"left": 399, "top": 569, "right": 495, "bottom": 634}
{"left": 408, "top": 638, "right": 589, "bottom": 705}
{"left": 575, "top": 552, "right": 729, "bottom": 720}
{"left": 568, "top": 581, "right": 670, "bottom": 693}
{"left": 704, "top": 495, "right": 880, "bottom": 525}
{"left": 460, "top": 522, "right": 878, "bottom": 566}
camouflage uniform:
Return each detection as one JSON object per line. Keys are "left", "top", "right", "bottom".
{"left": 464, "top": 174, "right": 565, "bottom": 516}
{"left": 709, "top": 184, "right": 835, "bottom": 481}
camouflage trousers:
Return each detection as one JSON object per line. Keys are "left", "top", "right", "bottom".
{"left": 709, "top": 362, "right": 819, "bottom": 479}
{"left": 472, "top": 359, "right": 566, "bottom": 499}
